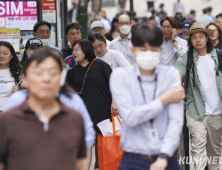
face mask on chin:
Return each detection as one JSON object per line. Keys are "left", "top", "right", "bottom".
{"left": 136, "top": 51, "right": 161, "bottom": 70}
{"left": 40, "top": 39, "right": 49, "bottom": 46}
{"left": 34, "top": 33, "right": 49, "bottom": 46}
{"left": 119, "top": 25, "right": 131, "bottom": 35}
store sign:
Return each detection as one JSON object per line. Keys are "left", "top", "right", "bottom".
{"left": 42, "top": 0, "right": 56, "bottom": 46}
{"left": 42, "top": 0, "right": 56, "bottom": 23}
{"left": 0, "top": 1, "right": 37, "bottom": 30}
{"left": 0, "top": 28, "right": 20, "bottom": 53}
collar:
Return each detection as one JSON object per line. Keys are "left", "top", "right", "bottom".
{"left": 135, "top": 65, "right": 158, "bottom": 82}
{"left": 118, "top": 33, "right": 132, "bottom": 41}
{"left": 193, "top": 48, "right": 217, "bottom": 59}
{"left": 20, "top": 99, "right": 66, "bottom": 116}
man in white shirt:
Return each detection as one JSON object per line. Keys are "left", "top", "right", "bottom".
{"left": 160, "top": 16, "right": 188, "bottom": 66}
{"left": 91, "top": 21, "right": 111, "bottom": 48}
{"left": 20, "top": 21, "right": 61, "bottom": 62}
{"left": 173, "top": 0, "right": 185, "bottom": 16}
{"left": 176, "top": 23, "right": 222, "bottom": 170}
{"left": 110, "top": 23, "right": 185, "bottom": 170}
{"left": 109, "top": 14, "right": 136, "bottom": 65}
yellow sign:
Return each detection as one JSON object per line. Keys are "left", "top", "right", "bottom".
{"left": 0, "top": 28, "right": 20, "bottom": 53}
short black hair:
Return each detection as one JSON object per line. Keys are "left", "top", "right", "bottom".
{"left": 148, "top": 16, "right": 155, "bottom": 20}
{"left": 207, "top": 6, "right": 212, "bottom": 12}
{"left": 190, "top": 10, "right": 195, "bottom": 14}
{"left": 65, "top": 23, "right": 82, "bottom": 35}
{"left": 131, "top": 17, "right": 138, "bottom": 23}
{"left": 216, "top": 13, "right": 222, "bottom": 19}
{"left": 33, "top": 21, "right": 51, "bottom": 33}
{"left": 203, "top": 8, "right": 208, "bottom": 14}
{"left": 159, "top": 3, "right": 164, "bottom": 8}
{"left": 88, "top": 33, "right": 106, "bottom": 45}
{"left": 72, "top": 39, "right": 96, "bottom": 62}
{"left": 131, "top": 23, "right": 163, "bottom": 47}
{"left": 117, "top": 13, "right": 131, "bottom": 24}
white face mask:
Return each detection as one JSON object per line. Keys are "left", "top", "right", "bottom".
{"left": 40, "top": 39, "right": 49, "bottom": 46}
{"left": 119, "top": 25, "right": 131, "bottom": 35}
{"left": 136, "top": 51, "right": 161, "bottom": 70}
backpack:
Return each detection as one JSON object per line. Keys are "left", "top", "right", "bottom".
{"left": 186, "top": 48, "right": 222, "bottom": 89}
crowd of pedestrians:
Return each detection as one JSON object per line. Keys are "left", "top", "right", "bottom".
{"left": 1, "top": 0, "right": 222, "bottom": 170}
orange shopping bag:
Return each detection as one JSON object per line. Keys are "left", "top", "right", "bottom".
{"left": 97, "top": 113, "right": 123, "bottom": 170}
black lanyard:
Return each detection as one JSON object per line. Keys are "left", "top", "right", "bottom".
{"left": 137, "top": 74, "right": 158, "bottom": 125}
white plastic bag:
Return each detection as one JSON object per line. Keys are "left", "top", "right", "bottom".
{"left": 97, "top": 116, "right": 122, "bottom": 137}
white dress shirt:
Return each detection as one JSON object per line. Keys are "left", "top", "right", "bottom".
{"left": 160, "top": 36, "right": 188, "bottom": 66}
{"left": 110, "top": 64, "right": 184, "bottom": 156}
{"left": 173, "top": 2, "right": 185, "bottom": 16}
{"left": 109, "top": 33, "right": 136, "bottom": 65}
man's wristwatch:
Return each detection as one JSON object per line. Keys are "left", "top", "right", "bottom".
{"left": 159, "top": 153, "right": 171, "bottom": 161}
{"left": 172, "top": 39, "right": 176, "bottom": 42}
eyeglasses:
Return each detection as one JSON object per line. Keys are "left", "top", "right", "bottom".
{"left": 37, "top": 30, "right": 51, "bottom": 35}
{"left": 162, "top": 26, "right": 172, "bottom": 30}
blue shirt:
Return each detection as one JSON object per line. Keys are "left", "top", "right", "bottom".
{"left": 110, "top": 64, "right": 184, "bottom": 156}
{"left": 3, "top": 89, "right": 95, "bottom": 149}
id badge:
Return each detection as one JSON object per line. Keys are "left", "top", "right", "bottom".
{"left": 148, "top": 128, "right": 160, "bottom": 144}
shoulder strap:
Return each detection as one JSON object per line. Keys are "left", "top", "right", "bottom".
{"left": 216, "top": 48, "right": 222, "bottom": 75}
{"left": 186, "top": 50, "right": 194, "bottom": 89}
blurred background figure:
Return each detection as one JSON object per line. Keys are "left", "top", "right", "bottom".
{"left": 91, "top": 20, "right": 111, "bottom": 48}
{"left": 68, "top": 0, "right": 79, "bottom": 23}
{"left": 160, "top": 16, "right": 188, "bottom": 66}
{"left": 131, "top": 17, "right": 138, "bottom": 26}
{"left": 152, "top": 10, "right": 161, "bottom": 27}
{"left": 187, "top": 10, "right": 196, "bottom": 22}
{"left": 175, "top": 13, "right": 186, "bottom": 37}
{"left": 157, "top": 3, "right": 167, "bottom": 20}
{"left": 207, "top": 6, "right": 215, "bottom": 21}
{"left": 147, "top": 16, "right": 156, "bottom": 26}
{"left": 105, "top": 17, "right": 120, "bottom": 41}
{"left": 216, "top": 13, "right": 222, "bottom": 34}
{"left": 181, "top": 19, "right": 195, "bottom": 36}
{"left": 119, "top": 0, "right": 127, "bottom": 13}
{"left": 62, "top": 23, "right": 82, "bottom": 59}
{"left": 98, "top": 11, "right": 111, "bottom": 33}
{"left": 173, "top": 0, "right": 185, "bottom": 17}
{"left": 206, "top": 23, "right": 222, "bottom": 50}
{"left": 109, "top": 14, "right": 136, "bottom": 65}
{"left": 146, "top": 4, "right": 155, "bottom": 19}
{"left": 198, "top": 8, "right": 214, "bottom": 26}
